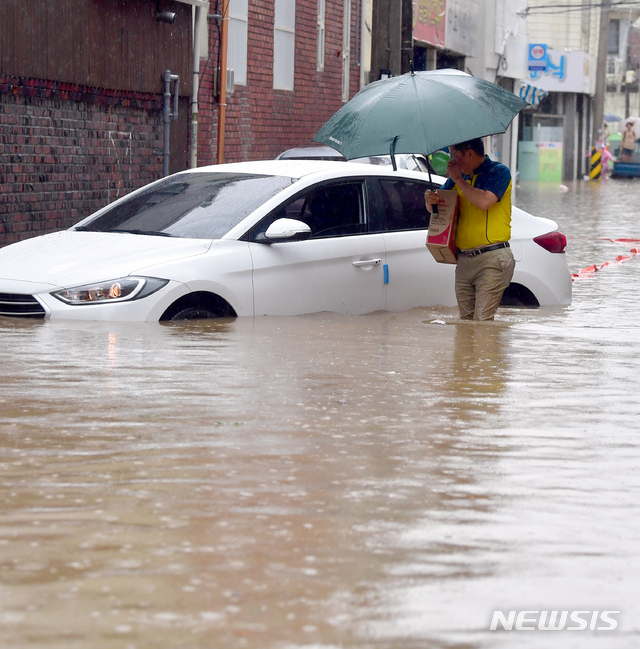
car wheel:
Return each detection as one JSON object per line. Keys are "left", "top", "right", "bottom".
{"left": 169, "top": 306, "right": 219, "bottom": 321}
{"left": 160, "top": 292, "right": 238, "bottom": 321}
{"left": 500, "top": 283, "right": 539, "bottom": 307}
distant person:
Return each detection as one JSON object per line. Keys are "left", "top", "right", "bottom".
{"left": 620, "top": 121, "right": 636, "bottom": 162}
{"left": 601, "top": 145, "right": 615, "bottom": 175}
{"left": 424, "top": 138, "right": 515, "bottom": 321}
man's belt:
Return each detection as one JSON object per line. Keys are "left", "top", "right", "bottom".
{"left": 457, "top": 242, "right": 510, "bottom": 258}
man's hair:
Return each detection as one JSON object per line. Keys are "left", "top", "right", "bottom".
{"left": 450, "top": 138, "right": 485, "bottom": 157}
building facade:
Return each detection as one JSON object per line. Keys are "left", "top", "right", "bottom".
{"left": 197, "top": 0, "right": 362, "bottom": 164}
{"left": 604, "top": 8, "right": 640, "bottom": 126}
{"left": 0, "top": 0, "right": 197, "bottom": 246}
{"left": 0, "top": 0, "right": 621, "bottom": 247}
{"left": 0, "top": 0, "right": 358, "bottom": 246}
{"left": 519, "top": 0, "right": 601, "bottom": 182}
{"left": 407, "top": 0, "right": 602, "bottom": 183}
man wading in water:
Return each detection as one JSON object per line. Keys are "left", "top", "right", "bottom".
{"left": 425, "top": 138, "right": 515, "bottom": 321}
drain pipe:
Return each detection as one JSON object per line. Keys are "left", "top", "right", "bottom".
{"left": 190, "top": 4, "right": 206, "bottom": 168}
{"left": 163, "top": 69, "right": 180, "bottom": 176}
{"left": 216, "top": 0, "right": 229, "bottom": 164}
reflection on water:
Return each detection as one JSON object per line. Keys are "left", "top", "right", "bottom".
{"left": 2, "top": 179, "right": 640, "bottom": 648}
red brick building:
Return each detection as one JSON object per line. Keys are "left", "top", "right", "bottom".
{"left": 198, "top": 0, "right": 361, "bottom": 163}
{"left": 0, "top": 0, "right": 361, "bottom": 246}
{"left": 0, "top": 0, "right": 194, "bottom": 246}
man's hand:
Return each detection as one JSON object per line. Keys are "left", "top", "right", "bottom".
{"left": 444, "top": 158, "right": 499, "bottom": 211}
{"left": 446, "top": 159, "right": 464, "bottom": 184}
{"left": 424, "top": 189, "right": 439, "bottom": 214}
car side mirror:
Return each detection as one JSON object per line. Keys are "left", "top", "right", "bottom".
{"left": 263, "top": 218, "right": 311, "bottom": 243}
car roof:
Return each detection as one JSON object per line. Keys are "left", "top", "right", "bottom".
{"left": 177, "top": 159, "right": 443, "bottom": 183}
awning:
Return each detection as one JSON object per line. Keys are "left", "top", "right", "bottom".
{"left": 519, "top": 82, "right": 548, "bottom": 106}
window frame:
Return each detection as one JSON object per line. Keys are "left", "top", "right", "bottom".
{"left": 317, "top": 0, "right": 326, "bottom": 71}
{"left": 366, "top": 177, "right": 435, "bottom": 233}
{"left": 227, "top": 0, "right": 249, "bottom": 86}
{"left": 274, "top": 0, "right": 296, "bottom": 91}
{"left": 245, "top": 179, "right": 369, "bottom": 243}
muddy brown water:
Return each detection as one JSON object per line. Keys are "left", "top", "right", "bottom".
{"left": 1, "top": 177, "right": 640, "bottom": 648}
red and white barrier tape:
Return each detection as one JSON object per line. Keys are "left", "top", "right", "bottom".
{"left": 572, "top": 242, "right": 640, "bottom": 280}
{"left": 599, "top": 238, "right": 640, "bottom": 244}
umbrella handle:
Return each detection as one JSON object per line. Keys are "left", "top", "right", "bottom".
{"left": 426, "top": 155, "right": 438, "bottom": 215}
{"left": 390, "top": 136, "right": 398, "bottom": 172}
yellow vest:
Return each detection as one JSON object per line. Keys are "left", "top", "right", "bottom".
{"left": 454, "top": 175, "right": 512, "bottom": 250}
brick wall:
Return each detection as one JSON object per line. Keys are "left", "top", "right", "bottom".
{"left": 0, "top": 76, "right": 164, "bottom": 247}
{"left": 1, "top": 0, "right": 361, "bottom": 246}
{"left": 198, "top": 0, "right": 360, "bottom": 165}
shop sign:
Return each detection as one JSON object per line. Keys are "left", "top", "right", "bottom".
{"left": 528, "top": 44, "right": 548, "bottom": 73}
{"left": 526, "top": 49, "right": 594, "bottom": 94}
{"left": 413, "top": 0, "right": 478, "bottom": 57}
{"left": 413, "top": 0, "right": 446, "bottom": 47}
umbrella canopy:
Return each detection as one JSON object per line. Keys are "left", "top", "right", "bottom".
{"left": 313, "top": 69, "right": 528, "bottom": 161}
{"left": 604, "top": 113, "right": 622, "bottom": 122}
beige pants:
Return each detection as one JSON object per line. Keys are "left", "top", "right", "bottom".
{"left": 455, "top": 247, "right": 515, "bottom": 321}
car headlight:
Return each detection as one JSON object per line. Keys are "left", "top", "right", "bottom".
{"left": 51, "top": 277, "right": 169, "bottom": 305}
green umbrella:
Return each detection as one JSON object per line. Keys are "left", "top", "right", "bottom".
{"left": 313, "top": 69, "right": 528, "bottom": 169}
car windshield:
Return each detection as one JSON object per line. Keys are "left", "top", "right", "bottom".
{"left": 76, "top": 172, "right": 295, "bottom": 239}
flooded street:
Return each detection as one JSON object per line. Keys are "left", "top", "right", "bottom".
{"left": 2, "top": 176, "right": 640, "bottom": 648}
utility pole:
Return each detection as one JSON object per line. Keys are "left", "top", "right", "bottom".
{"left": 370, "top": 0, "right": 400, "bottom": 79}
{"left": 593, "top": 0, "right": 611, "bottom": 144}
{"left": 400, "top": 0, "right": 413, "bottom": 73}
{"left": 370, "top": 0, "right": 413, "bottom": 80}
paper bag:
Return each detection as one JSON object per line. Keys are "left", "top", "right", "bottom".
{"left": 425, "top": 189, "right": 459, "bottom": 264}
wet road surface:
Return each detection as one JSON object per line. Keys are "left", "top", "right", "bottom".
{"left": 1, "top": 176, "right": 640, "bottom": 648}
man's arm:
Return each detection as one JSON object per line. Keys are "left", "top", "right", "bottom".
{"left": 450, "top": 176, "right": 499, "bottom": 211}
{"left": 446, "top": 160, "right": 499, "bottom": 211}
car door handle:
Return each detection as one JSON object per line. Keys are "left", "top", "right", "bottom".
{"left": 352, "top": 258, "right": 382, "bottom": 267}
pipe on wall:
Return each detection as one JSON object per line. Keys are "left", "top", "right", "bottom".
{"left": 360, "top": 0, "right": 367, "bottom": 88}
{"left": 163, "top": 69, "right": 180, "bottom": 177}
{"left": 190, "top": 4, "right": 206, "bottom": 168}
{"left": 217, "top": 0, "right": 230, "bottom": 164}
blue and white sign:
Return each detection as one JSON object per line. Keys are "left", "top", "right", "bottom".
{"left": 520, "top": 50, "right": 594, "bottom": 95}
{"left": 528, "top": 44, "right": 548, "bottom": 73}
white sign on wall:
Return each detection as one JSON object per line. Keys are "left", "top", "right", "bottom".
{"left": 445, "top": 0, "right": 478, "bottom": 58}
{"left": 499, "top": 35, "right": 530, "bottom": 80}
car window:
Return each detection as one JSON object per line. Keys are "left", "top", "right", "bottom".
{"left": 75, "top": 172, "right": 294, "bottom": 240}
{"left": 248, "top": 181, "right": 366, "bottom": 241}
{"left": 370, "top": 178, "right": 432, "bottom": 232}
{"left": 405, "top": 155, "right": 429, "bottom": 173}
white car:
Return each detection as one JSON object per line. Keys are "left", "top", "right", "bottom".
{"left": 0, "top": 160, "right": 571, "bottom": 321}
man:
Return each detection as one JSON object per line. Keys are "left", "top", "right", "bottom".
{"left": 425, "top": 138, "right": 515, "bottom": 321}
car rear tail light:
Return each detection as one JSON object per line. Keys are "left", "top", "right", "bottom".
{"left": 534, "top": 230, "right": 567, "bottom": 253}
